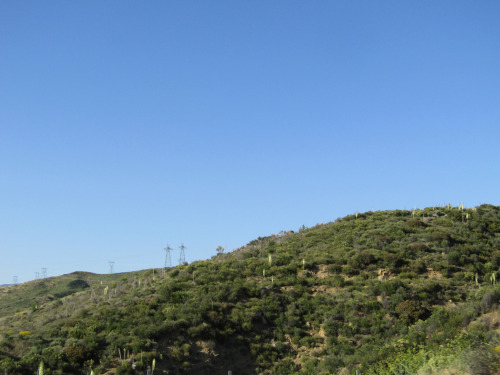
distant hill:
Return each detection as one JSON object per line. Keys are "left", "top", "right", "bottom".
{"left": 0, "top": 204, "right": 499, "bottom": 375}
{"left": 0, "top": 284, "right": 12, "bottom": 287}
{"left": 0, "top": 271, "right": 143, "bottom": 318}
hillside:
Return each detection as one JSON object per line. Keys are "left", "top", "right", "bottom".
{"left": 1, "top": 204, "right": 500, "bottom": 374}
{"left": 0, "top": 272, "right": 147, "bottom": 319}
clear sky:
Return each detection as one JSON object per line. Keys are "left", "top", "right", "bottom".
{"left": 1, "top": 1, "right": 499, "bottom": 285}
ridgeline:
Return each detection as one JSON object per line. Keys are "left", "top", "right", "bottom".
{"left": 1, "top": 204, "right": 500, "bottom": 374}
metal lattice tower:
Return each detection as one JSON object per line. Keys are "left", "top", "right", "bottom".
{"left": 164, "top": 244, "right": 172, "bottom": 268}
{"left": 13, "top": 276, "right": 18, "bottom": 285}
{"left": 41, "top": 268, "right": 47, "bottom": 279}
{"left": 109, "top": 261, "right": 115, "bottom": 274}
{"left": 179, "top": 243, "right": 186, "bottom": 265}
{"left": 35, "top": 272, "right": 40, "bottom": 280}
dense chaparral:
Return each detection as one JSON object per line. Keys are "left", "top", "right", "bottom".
{"left": 1, "top": 204, "right": 500, "bottom": 374}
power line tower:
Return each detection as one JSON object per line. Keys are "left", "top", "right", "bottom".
{"left": 179, "top": 243, "right": 186, "bottom": 265}
{"left": 41, "top": 268, "right": 47, "bottom": 279}
{"left": 13, "top": 276, "right": 18, "bottom": 285}
{"left": 109, "top": 261, "right": 115, "bottom": 274}
{"left": 164, "top": 244, "right": 172, "bottom": 269}
{"left": 35, "top": 272, "right": 40, "bottom": 280}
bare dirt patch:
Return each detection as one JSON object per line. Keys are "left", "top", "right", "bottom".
{"left": 311, "top": 285, "right": 338, "bottom": 296}
{"left": 427, "top": 268, "right": 443, "bottom": 280}
{"left": 316, "top": 264, "right": 329, "bottom": 279}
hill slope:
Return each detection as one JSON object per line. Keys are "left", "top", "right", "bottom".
{"left": 0, "top": 271, "right": 145, "bottom": 318}
{"left": 1, "top": 204, "right": 500, "bottom": 374}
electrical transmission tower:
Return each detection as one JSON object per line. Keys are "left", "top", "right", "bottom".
{"left": 41, "top": 268, "right": 47, "bottom": 279}
{"left": 164, "top": 244, "right": 172, "bottom": 269}
{"left": 13, "top": 276, "right": 18, "bottom": 285}
{"left": 35, "top": 272, "right": 40, "bottom": 280}
{"left": 109, "top": 261, "right": 115, "bottom": 274}
{"left": 178, "top": 243, "right": 186, "bottom": 265}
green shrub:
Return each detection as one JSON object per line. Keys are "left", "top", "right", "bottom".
{"left": 116, "top": 362, "right": 136, "bottom": 375}
{"left": 394, "top": 300, "right": 425, "bottom": 325}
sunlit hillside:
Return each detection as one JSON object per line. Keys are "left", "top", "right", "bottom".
{"left": 1, "top": 204, "right": 499, "bottom": 375}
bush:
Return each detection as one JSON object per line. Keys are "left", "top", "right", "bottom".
{"left": 63, "top": 344, "right": 93, "bottom": 366}
{"left": 430, "top": 231, "right": 451, "bottom": 243}
{"left": 395, "top": 300, "right": 425, "bottom": 325}
{"left": 448, "top": 250, "right": 465, "bottom": 266}
{"left": 406, "top": 219, "right": 427, "bottom": 228}
{"left": 409, "top": 242, "right": 429, "bottom": 252}
{"left": 68, "top": 279, "right": 90, "bottom": 289}
{"left": 329, "top": 275, "right": 345, "bottom": 287}
{"left": 410, "top": 260, "right": 427, "bottom": 274}
{"left": 465, "top": 346, "right": 500, "bottom": 375}
{"left": 327, "top": 264, "right": 342, "bottom": 274}
{"left": 116, "top": 362, "right": 136, "bottom": 375}
{"left": 481, "top": 292, "right": 496, "bottom": 313}
{"left": 344, "top": 265, "right": 359, "bottom": 276}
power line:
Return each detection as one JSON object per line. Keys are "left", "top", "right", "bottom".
{"left": 164, "top": 244, "right": 172, "bottom": 269}
{"left": 179, "top": 243, "right": 186, "bottom": 265}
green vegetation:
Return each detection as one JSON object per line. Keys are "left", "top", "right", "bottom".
{"left": 0, "top": 271, "right": 143, "bottom": 318}
{"left": 1, "top": 204, "right": 500, "bottom": 374}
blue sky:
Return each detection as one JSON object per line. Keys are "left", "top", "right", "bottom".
{"left": 1, "top": 1, "right": 499, "bottom": 285}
